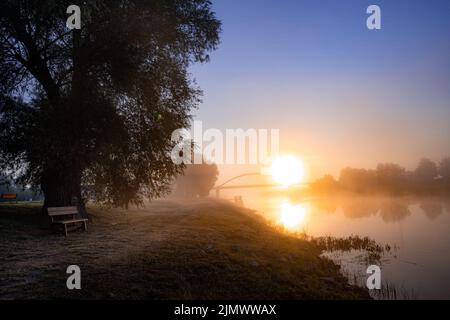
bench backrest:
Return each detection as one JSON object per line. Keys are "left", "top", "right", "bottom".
{"left": 48, "top": 206, "right": 79, "bottom": 217}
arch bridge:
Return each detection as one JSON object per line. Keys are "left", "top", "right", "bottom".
{"left": 212, "top": 172, "right": 310, "bottom": 198}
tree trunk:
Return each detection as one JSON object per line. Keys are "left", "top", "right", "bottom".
{"left": 41, "top": 167, "right": 87, "bottom": 217}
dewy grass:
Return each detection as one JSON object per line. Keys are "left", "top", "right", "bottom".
{"left": 0, "top": 200, "right": 371, "bottom": 300}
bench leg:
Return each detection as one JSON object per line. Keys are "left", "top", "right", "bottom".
{"left": 64, "top": 224, "right": 68, "bottom": 237}
{"left": 84, "top": 221, "right": 88, "bottom": 232}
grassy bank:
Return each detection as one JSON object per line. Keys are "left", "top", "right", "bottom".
{"left": 0, "top": 200, "right": 370, "bottom": 300}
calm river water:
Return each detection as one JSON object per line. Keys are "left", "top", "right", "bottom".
{"left": 222, "top": 188, "right": 450, "bottom": 299}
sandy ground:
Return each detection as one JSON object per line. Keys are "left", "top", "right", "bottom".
{"left": 0, "top": 199, "right": 369, "bottom": 300}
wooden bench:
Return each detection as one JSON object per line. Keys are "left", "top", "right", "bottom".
{"left": 48, "top": 206, "right": 88, "bottom": 237}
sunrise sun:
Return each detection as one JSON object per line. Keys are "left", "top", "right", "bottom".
{"left": 270, "top": 155, "right": 305, "bottom": 187}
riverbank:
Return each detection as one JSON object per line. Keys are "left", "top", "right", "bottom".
{"left": 0, "top": 199, "right": 370, "bottom": 300}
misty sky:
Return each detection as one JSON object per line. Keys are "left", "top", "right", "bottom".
{"left": 190, "top": 0, "right": 450, "bottom": 180}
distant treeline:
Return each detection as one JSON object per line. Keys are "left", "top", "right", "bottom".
{"left": 0, "top": 175, "right": 43, "bottom": 201}
{"left": 171, "top": 160, "right": 219, "bottom": 199}
{"left": 309, "top": 157, "right": 450, "bottom": 196}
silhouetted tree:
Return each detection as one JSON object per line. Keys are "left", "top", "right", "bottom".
{"left": 173, "top": 161, "right": 219, "bottom": 198}
{"left": 0, "top": 1, "right": 221, "bottom": 211}
{"left": 414, "top": 158, "right": 438, "bottom": 194}
{"left": 312, "top": 158, "right": 448, "bottom": 196}
{"left": 438, "top": 157, "right": 450, "bottom": 180}
{"left": 0, "top": 173, "right": 7, "bottom": 187}
{"left": 339, "top": 168, "right": 376, "bottom": 194}
{"left": 414, "top": 158, "right": 438, "bottom": 182}
{"left": 310, "top": 175, "right": 339, "bottom": 194}
{"left": 375, "top": 163, "right": 406, "bottom": 194}
{"left": 0, "top": 174, "right": 10, "bottom": 197}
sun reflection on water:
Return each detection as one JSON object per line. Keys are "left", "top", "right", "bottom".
{"left": 278, "top": 201, "right": 308, "bottom": 231}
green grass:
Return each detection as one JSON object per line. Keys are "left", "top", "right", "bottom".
{"left": 0, "top": 200, "right": 370, "bottom": 300}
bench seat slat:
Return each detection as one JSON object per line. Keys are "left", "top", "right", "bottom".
{"left": 48, "top": 211, "right": 78, "bottom": 216}
{"left": 48, "top": 206, "right": 78, "bottom": 212}
{"left": 53, "top": 219, "right": 88, "bottom": 225}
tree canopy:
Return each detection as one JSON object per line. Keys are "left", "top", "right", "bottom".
{"left": 173, "top": 159, "right": 218, "bottom": 198}
{"left": 0, "top": 0, "right": 221, "bottom": 210}
{"left": 415, "top": 158, "right": 438, "bottom": 182}
{"left": 438, "top": 157, "right": 450, "bottom": 180}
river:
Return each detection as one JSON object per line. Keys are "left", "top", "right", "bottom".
{"left": 220, "top": 188, "right": 450, "bottom": 299}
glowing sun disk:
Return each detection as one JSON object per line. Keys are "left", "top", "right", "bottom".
{"left": 270, "top": 155, "right": 305, "bottom": 186}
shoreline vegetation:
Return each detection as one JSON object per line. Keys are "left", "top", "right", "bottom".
{"left": 0, "top": 199, "right": 370, "bottom": 300}
{"left": 305, "top": 158, "right": 450, "bottom": 197}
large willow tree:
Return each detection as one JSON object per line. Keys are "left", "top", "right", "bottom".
{"left": 0, "top": 0, "right": 220, "bottom": 211}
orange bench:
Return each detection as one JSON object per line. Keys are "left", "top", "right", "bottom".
{"left": 1, "top": 193, "right": 17, "bottom": 201}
